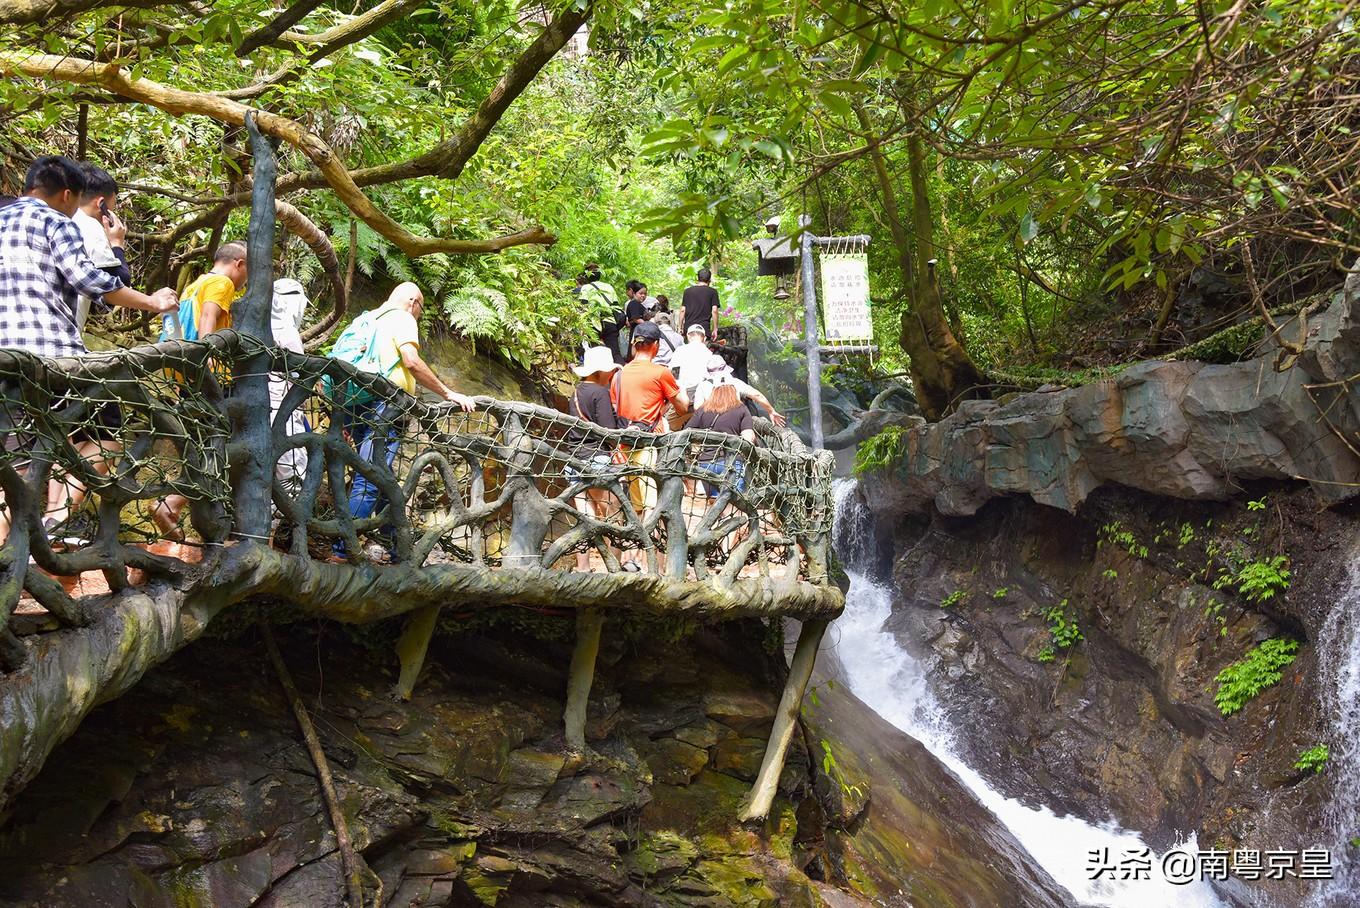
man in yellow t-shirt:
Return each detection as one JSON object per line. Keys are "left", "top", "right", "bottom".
{"left": 329, "top": 282, "right": 476, "bottom": 562}
{"left": 176, "top": 241, "right": 247, "bottom": 338}
{"left": 152, "top": 242, "right": 249, "bottom": 542}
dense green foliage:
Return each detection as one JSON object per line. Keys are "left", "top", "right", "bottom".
{"left": 2, "top": 0, "right": 1356, "bottom": 393}
{"left": 1214, "top": 554, "right": 1292, "bottom": 605}
{"left": 1295, "top": 744, "right": 1330, "bottom": 774}
{"left": 1214, "top": 637, "right": 1299, "bottom": 716}
{"left": 0, "top": 2, "right": 703, "bottom": 375}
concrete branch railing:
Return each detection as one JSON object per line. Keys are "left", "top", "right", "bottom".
{"left": 0, "top": 332, "right": 841, "bottom": 819}
{"left": 0, "top": 331, "right": 838, "bottom": 665}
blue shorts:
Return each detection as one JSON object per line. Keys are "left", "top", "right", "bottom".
{"left": 696, "top": 459, "right": 745, "bottom": 497}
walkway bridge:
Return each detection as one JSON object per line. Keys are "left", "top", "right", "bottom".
{"left": 0, "top": 331, "right": 841, "bottom": 819}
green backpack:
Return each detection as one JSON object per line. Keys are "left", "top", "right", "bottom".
{"left": 322, "top": 309, "right": 391, "bottom": 406}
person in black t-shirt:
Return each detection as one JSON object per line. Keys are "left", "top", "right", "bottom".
{"left": 567, "top": 345, "right": 626, "bottom": 570}
{"left": 681, "top": 267, "right": 719, "bottom": 339}
{"left": 623, "top": 280, "right": 650, "bottom": 348}
{"left": 687, "top": 381, "right": 755, "bottom": 498}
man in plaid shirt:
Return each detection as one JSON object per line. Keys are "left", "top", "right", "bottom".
{"left": 0, "top": 156, "right": 178, "bottom": 547}
{"left": 0, "top": 155, "right": 177, "bottom": 357}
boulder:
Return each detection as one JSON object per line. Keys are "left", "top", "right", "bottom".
{"left": 863, "top": 267, "right": 1360, "bottom": 518}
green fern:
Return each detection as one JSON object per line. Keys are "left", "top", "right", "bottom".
{"left": 443, "top": 286, "right": 508, "bottom": 342}
{"left": 1214, "top": 637, "right": 1299, "bottom": 715}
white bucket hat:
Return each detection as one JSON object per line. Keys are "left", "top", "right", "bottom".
{"left": 573, "top": 345, "right": 622, "bottom": 378}
{"left": 705, "top": 354, "right": 733, "bottom": 378}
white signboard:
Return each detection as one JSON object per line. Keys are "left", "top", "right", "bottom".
{"left": 819, "top": 252, "right": 872, "bottom": 341}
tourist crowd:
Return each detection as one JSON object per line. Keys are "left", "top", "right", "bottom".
{"left": 0, "top": 155, "right": 785, "bottom": 570}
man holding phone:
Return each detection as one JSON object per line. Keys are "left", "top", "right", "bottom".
{"left": 72, "top": 163, "right": 131, "bottom": 333}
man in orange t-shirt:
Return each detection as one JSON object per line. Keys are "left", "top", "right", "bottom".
{"left": 611, "top": 321, "right": 688, "bottom": 522}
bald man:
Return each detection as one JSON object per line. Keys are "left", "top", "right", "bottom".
{"left": 329, "top": 282, "right": 474, "bottom": 562}
{"left": 373, "top": 282, "right": 476, "bottom": 410}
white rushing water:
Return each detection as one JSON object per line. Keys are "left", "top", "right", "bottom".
{"left": 830, "top": 480, "right": 1228, "bottom": 907}
{"left": 1309, "top": 552, "right": 1360, "bottom": 906}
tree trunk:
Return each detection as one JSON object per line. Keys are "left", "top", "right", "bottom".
{"left": 901, "top": 133, "right": 986, "bottom": 418}
{"left": 856, "top": 107, "right": 984, "bottom": 420}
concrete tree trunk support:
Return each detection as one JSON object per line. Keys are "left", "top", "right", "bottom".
{"left": 231, "top": 114, "right": 277, "bottom": 541}
{"left": 393, "top": 604, "right": 441, "bottom": 700}
{"left": 563, "top": 608, "right": 604, "bottom": 751}
{"left": 739, "top": 618, "right": 829, "bottom": 822}
{"left": 0, "top": 541, "right": 842, "bottom": 811}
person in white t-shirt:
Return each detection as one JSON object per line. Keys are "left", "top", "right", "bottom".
{"left": 72, "top": 164, "right": 130, "bottom": 333}
{"left": 269, "top": 279, "right": 311, "bottom": 496}
{"left": 668, "top": 324, "right": 713, "bottom": 394}
{"left": 692, "top": 354, "right": 786, "bottom": 426}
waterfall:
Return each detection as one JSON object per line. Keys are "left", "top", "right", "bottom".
{"left": 1311, "top": 554, "right": 1360, "bottom": 906}
{"left": 830, "top": 480, "right": 1228, "bottom": 907}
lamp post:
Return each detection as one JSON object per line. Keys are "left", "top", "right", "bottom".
{"left": 798, "top": 215, "right": 825, "bottom": 450}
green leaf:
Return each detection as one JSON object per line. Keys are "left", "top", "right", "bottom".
{"left": 754, "top": 139, "right": 785, "bottom": 162}
{"left": 819, "top": 91, "right": 854, "bottom": 121}
{"left": 851, "top": 42, "right": 885, "bottom": 78}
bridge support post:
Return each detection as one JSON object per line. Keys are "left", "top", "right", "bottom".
{"left": 563, "top": 608, "right": 604, "bottom": 752}
{"left": 739, "top": 617, "right": 828, "bottom": 822}
{"left": 804, "top": 537, "right": 831, "bottom": 585}
{"left": 393, "top": 603, "right": 441, "bottom": 700}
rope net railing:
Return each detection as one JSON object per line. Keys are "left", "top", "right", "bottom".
{"left": 0, "top": 332, "right": 835, "bottom": 667}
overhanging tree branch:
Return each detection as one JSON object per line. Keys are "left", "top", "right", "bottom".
{"left": 222, "top": 0, "right": 429, "bottom": 100}
{"left": 235, "top": 0, "right": 327, "bottom": 57}
{"left": 270, "top": 2, "right": 593, "bottom": 192}
{"left": 0, "top": 51, "right": 556, "bottom": 256}
{"left": 275, "top": 199, "right": 347, "bottom": 344}
{"left": 277, "top": 0, "right": 422, "bottom": 61}
{"left": 0, "top": 0, "right": 169, "bottom": 25}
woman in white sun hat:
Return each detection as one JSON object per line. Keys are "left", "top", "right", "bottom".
{"left": 566, "top": 345, "right": 629, "bottom": 571}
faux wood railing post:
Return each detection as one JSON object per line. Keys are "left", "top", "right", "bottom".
{"left": 231, "top": 112, "right": 278, "bottom": 541}
{"left": 503, "top": 412, "right": 550, "bottom": 569}
{"left": 563, "top": 608, "right": 604, "bottom": 752}
{"left": 651, "top": 434, "right": 688, "bottom": 579}
{"left": 739, "top": 618, "right": 828, "bottom": 822}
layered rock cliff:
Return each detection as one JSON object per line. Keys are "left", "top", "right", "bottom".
{"left": 856, "top": 269, "right": 1360, "bottom": 906}
{"left": 873, "top": 268, "right": 1360, "bottom": 517}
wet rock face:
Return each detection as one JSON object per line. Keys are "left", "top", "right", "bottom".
{"left": 861, "top": 270, "right": 1360, "bottom": 518}
{"left": 0, "top": 618, "right": 1062, "bottom": 908}
{"left": 799, "top": 669, "right": 1070, "bottom": 908}
{"left": 867, "top": 482, "right": 1349, "bottom": 907}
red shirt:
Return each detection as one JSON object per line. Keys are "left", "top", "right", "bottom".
{"left": 611, "top": 359, "right": 680, "bottom": 429}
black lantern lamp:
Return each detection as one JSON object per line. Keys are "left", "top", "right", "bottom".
{"left": 752, "top": 214, "right": 798, "bottom": 301}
